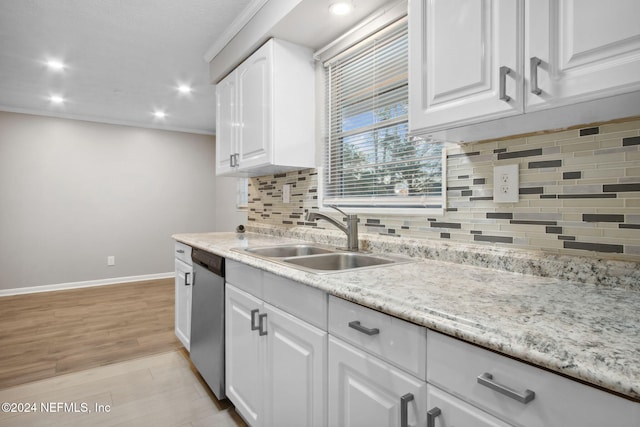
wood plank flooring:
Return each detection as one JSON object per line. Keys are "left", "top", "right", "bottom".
{"left": 0, "top": 350, "right": 247, "bottom": 426}
{"left": 0, "top": 279, "right": 182, "bottom": 389}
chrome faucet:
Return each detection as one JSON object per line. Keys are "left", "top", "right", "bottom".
{"left": 305, "top": 205, "right": 359, "bottom": 251}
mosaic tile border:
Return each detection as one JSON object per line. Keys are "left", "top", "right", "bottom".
{"left": 247, "top": 118, "right": 640, "bottom": 263}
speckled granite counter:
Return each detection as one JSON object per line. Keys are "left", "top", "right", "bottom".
{"left": 173, "top": 231, "right": 640, "bottom": 401}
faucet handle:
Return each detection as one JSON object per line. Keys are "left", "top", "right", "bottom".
{"left": 327, "top": 204, "right": 353, "bottom": 218}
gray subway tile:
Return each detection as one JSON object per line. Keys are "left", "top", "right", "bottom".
{"left": 580, "top": 127, "right": 599, "bottom": 136}
{"left": 497, "top": 148, "right": 543, "bottom": 160}
{"left": 563, "top": 241, "right": 623, "bottom": 253}
{"left": 528, "top": 160, "right": 562, "bottom": 168}
{"left": 487, "top": 212, "right": 513, "bottom": 219}
{"left": 474, "top": 235, "right": 514, "bottom": 244}
{"left": 430, "top": 222, "right": 462, "bottom": 229}
{"left": 583, "top": 214, "right": 625, "bottom": 222}
{"left": 603, "top": 183, "right": 640, "bottom": 192}
{"left": 563, "top": 171, "right": 582, "bottom": 179}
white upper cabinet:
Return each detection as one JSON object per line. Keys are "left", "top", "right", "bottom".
{"left": 409, "top": 0, "right": 640, "bottom": 141}
{"left": 237, "top": 48, "right": 271, "bottom": 171}
{"left": 409, "top": 0, "right": 524, "bottom": 132}
{"left": 525, "top": 0, "right": 640, "bottom": 111}
{"left": 215, "top": 75, "right": 236, "bottom": 175}
{"left": 215, "top": 38, "right": 315, "bottom": 177}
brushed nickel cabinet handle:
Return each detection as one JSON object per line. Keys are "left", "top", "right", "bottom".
{"left": 400, "top": 393, "right": 414, "bottom": 427}
{"left": 230, "top": 154, "right": 235, "bottom": 167}
{"left": 348, "top": 321, "right": 379, "bottom": 336}
{"left": 477, "top": 372, "right": 535, "bottom": 403}
{"left": 530, "top": 57, "right": 542, "bottom": 95}
{"left": 250, "top": 309, "right": 260, "bottom": 331}
{"left": 499, "top": 66, "right": 512, "bottom": 102}
{"left": 258, "top": 313, "right": 267, "bottom": 336}
{"left": 427, "top": 407, "right": 441, "bottom": 427}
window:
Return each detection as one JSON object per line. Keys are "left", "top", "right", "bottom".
{"left": 321, "top": 17, "right": 445, "bottom": 213}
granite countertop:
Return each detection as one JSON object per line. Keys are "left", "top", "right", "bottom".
{"left": 173, "top": 231, "right": 640, "bottom": 401}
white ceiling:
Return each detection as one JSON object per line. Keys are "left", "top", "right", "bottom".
{"left": 0, "top": 0, "right": 253, "bottom": 135}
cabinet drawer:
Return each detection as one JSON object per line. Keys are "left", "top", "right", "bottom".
{"left": 329, "top": 295, "right": 426, "bottom": 379}
{"left": 263, "top": 272, "right": 327, "bottom": 330}
{"left": 427, "top": 330, "right": 640, "bottom": 427}
{"left": 174, "top": 241, "right": 192, "bottom": 265}
{"left": 427, "top": 385, "right": 511, "bottom": 427}
{"left": 226, "top": 259, "right": 263, "bottom": 298}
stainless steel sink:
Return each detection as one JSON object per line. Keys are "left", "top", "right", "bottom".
{"left": 283, "top": 252, "right": 395, "bottom": 271}
{"left": 235, "top": 244, "right": 415, "bottom": 274}
{"left": 243, "top": 244, "right": 337, "bottom": 258}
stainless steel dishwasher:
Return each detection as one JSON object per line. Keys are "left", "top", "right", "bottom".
{"left": 190, "top": 248, "right": 226, "bottom": 400}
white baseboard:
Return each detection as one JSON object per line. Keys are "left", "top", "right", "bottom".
{"left": 0, "top": 272, "right": 175, "bottom": 297}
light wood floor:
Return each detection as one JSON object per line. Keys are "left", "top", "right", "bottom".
{"left": 0, "top": 279, "right": 247, "bottom": 426}
{"left": 0, "top": 350, "right": 246, "bottom": 426}
{"left": 0, "top": 279, "right": 182, "bottom": 389}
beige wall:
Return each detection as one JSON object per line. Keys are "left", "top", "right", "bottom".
{"left": 0, "top": 111, "right": 243, "bottom": 291}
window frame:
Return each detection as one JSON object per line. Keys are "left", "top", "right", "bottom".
{"left": 317, "top": 15, "right": 446, "bottom": 216}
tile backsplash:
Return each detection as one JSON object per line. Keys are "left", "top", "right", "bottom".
{"left": 248, "top": 118, "right": 640, "bottom": 261}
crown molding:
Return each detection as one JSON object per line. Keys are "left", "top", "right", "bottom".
{"left": 203, "top": 0, "right": 270, "bottom": 62}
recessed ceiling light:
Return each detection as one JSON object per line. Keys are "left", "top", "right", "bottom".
{"left": 46, "top": 60, "right": 66, "bottom": 71}
{"left": 49, "top": 95, "right": 65, "bottom": 104}
{"left": 329, "top": 0, "right": 353, "bottom": 15}
{"left": 153, "top": 111, "right": 166, "bottom": 119}
{"left": 178, "top": 84, "right": 192, "bottom": 94}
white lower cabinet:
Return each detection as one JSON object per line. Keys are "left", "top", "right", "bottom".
{"left": 174, "top": 242, "right": 192, "bottom": 351}
{"left": 223, "top": 260, "right": 639, "bottom": 426}
{"left": 328, "top": 336, "right": 427, "bottom": 427}
{"left": 263, "top": 302, "right": 326, "bottom": 427}
{"left": 225, "top": 284, "right": 263, "bottom": 426}
{"left": 225, "top": 282, "right": 327, "bottom": 427}
{"left": 327, "top": 296, "right": 428, "bottom": 427}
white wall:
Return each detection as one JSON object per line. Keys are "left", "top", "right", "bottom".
{"left": 215, "top": 176, "right": 248, "bottom": 232}
{"left": 0, "top": 111, "right": 242, "bottom": 292}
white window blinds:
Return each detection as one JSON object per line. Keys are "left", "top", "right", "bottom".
{"left": 323, "top": 17, "right": 444, "bottom": 211}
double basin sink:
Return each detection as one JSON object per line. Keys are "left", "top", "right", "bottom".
{"left": 236, "top": 244, "right": 414, "bottom": 274}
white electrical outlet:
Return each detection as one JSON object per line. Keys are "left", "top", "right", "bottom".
{"left": 282, "top": 184, "right": 291, "bottom": 203}
{"left": 107, "top": 256, "right": 115, "bottom": 266}
{"left": 493, "top": 164, "right": 519, "bottom": 203}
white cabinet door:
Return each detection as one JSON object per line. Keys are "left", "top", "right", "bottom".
{"left": 225, "top": 284, "right": 264, "bottom": 427}
{"left": 263, "top": 303, "right": 327, "bottom": 427}
{"left": 328, "top": 336, "right": 427, "bottom": 427}
{"left": 526, "top": 0, "right": 640, "bottom": 112}
{"left": 426, "top": 385, "right": 511, "bottom": 427}
{"left": 216, "top": 72, "right": 237, "bottom": 175}
{"left": 237, "top": 42, "right": 272, "bottom": 170}
{"left": 174, "top": 258, "right": 192, "bottom": 351}
{"left": 409, "top": 0, "right": 523, "bottom": 132}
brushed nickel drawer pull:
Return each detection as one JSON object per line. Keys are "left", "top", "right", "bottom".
{"left": 348, "top": 321, "right": 379, "bottom": 336}
{"left": 400, "top": 393, "right": 414, "bottom": 427}
{"left": 530, "top": 57, "right": 543, "bottom": 95}
{"left": 250, "top": 309, "right": 260, "bottom": 331}
{"left": 499, "top": 66, "right": 512, "bottom": 102}
{"left": 427, "top": 407, "right": 441, "bottom": 427}
{"left": 477, "top": 372, "right": 535, "bottom": 404}
{"left": 258, "top": 313, "right": 268, "bottom": 336}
